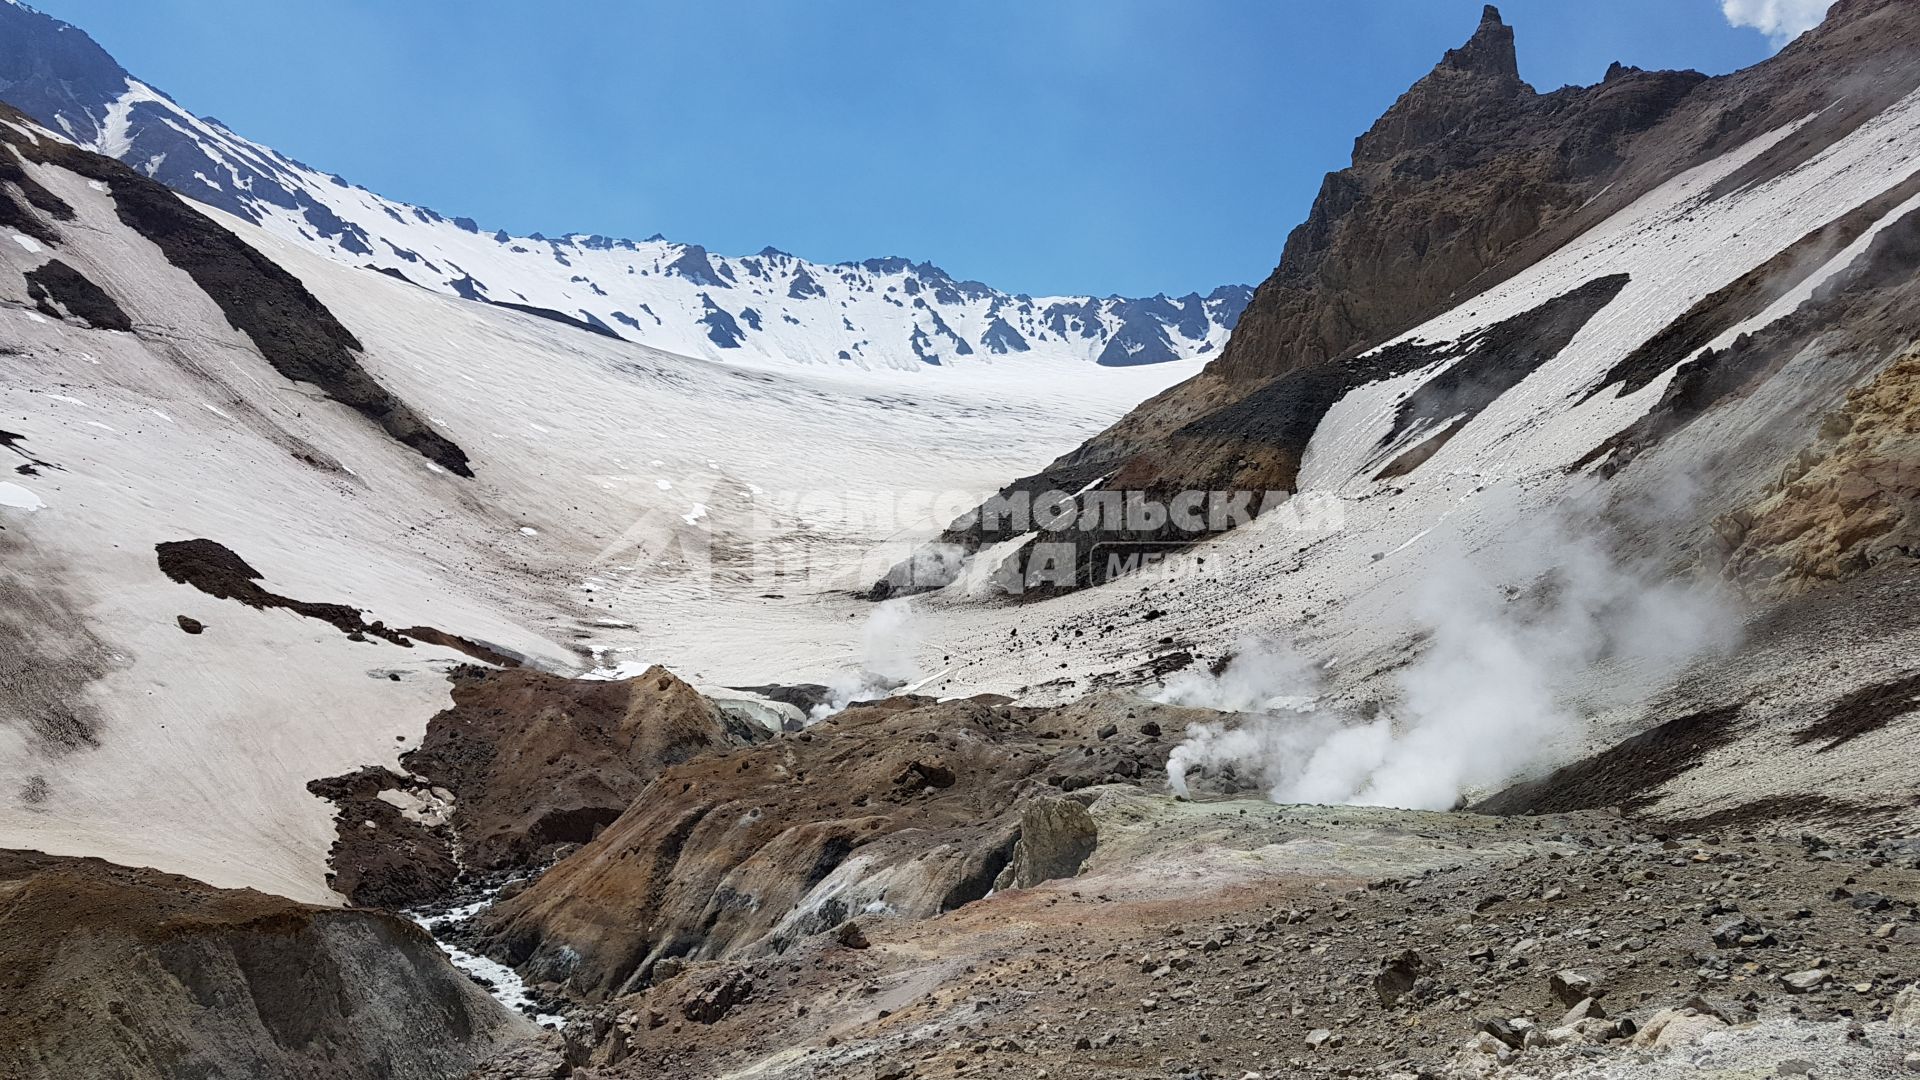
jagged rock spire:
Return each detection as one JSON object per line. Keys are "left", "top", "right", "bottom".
{"left": 1350, "top": 4, "right": 1527, "bottom": 165}
{"left": 1441, "top": 5, "right": 1520, "bottom": 81}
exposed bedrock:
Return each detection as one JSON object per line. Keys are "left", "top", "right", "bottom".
{"left": 472, "top": 693, "right": 1211, "bottom": 1000}
{"left": 1717, "top": 341, "right": 1920, "bottom": 592}
{"left": 23, "top": 257, "right": 132, "bottom": 330}
{"left": 0, "top": 104, "right": 474, "bottom": 476}
{"left": 403, "top": 664, "right": 758, "bottom": 874}
{"left": 0, "top": 850, "right": 529, "bottom": 1080}
{"left": 540, "top": 795, "right": 1920, "bottom": 1080}
{"left": 309, "top": 664, "right": 758, "bottom": 908}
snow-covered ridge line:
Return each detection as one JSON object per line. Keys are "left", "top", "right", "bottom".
{"left": 0, "top": 1, "right": 1249, "bottom": 371}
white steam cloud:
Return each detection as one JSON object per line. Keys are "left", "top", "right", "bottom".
{"left": 1721, "top": 0, "right": 1834, "bottom": 46}
{"left": 812, "top": 599, "right": 926, "bottom": 720}
{"left": 1163, "top": 502, "right": 1739, "bottom": 811}
{"left": 1155, "top": 636, "right": 1322, "bottom": 714}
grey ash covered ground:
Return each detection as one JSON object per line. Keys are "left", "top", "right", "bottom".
{"left": 462, "top": 794, "right": 1920, "bottom": 1079}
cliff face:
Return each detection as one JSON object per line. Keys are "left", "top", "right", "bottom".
{"left": 884, "top": 0, "right": 1920, "bottom": 594}
{"left": 307, "top": 665, "right": 756, "bottom": 909}
{"left": 1211, "top": 6, "right": 1701, "bottom": 387}
{"left": 1178, "top": 0, "right": 1920, "bottom": 428}
{"left": 1721, "top": 341, "right": 1920, "bottom": 591}
{"left": 0, "top": 851, "right": 529, "bottom": 1080}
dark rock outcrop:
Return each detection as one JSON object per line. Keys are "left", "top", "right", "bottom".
{"left": 0, "top": 849, "right": 528, "bottom": 1080}
{"left": 400, "top": 665, "right": 748, "bottom": 875}
{"left": 0, "top": 2, "right": 132, "bottom": 147}
{"left": 155, "top": 538, "right": 518, "bottom": 666}
{"left": 484, "top": 300, "right": 625, "bottom": 340}
{"left": 306, "top": 766, "right": 460, "bottom": 910}
{"left": 0, "top": 105, "right": 473, "bottom": 476}
{"left": 23, "top": 258, "right": 132, "bottom": 331}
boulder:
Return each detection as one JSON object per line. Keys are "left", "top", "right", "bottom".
{"left": 681, "top": 970, "right": 753, "bottom": 1025}
{"left": 1009, "top": 795, "right": 1100, "bottom": 888}
{"left": 1634, "top": 1008, "right": 1727, "bottom": 1049}
{"left": 1375, "top": 949, "right": 1443, "bottom": 1007}
{"left": 1557, "top": 997, "right": 1607, "bottom": 1027}
{"left": 1550, "top": 968, "right": 1601, "bottom": 1006}
{"left": 1479, "top": 1017, "right": 1532, "bottom": 1050}
{"left": 1892, "top": 983, "right": 1920, "bottom": 1029}
{"left": 1781, "top": 969, "right": 1831, "bottom": 994}
{"left": 1681, "top": 994, "right": 1737, "bottom": 1025}
{"left": 835, "top": 920, "right": 872, "bottom": 950}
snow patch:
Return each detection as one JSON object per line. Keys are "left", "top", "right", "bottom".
{"left": 0, "top": 482, "right": 45, "bottom": 512}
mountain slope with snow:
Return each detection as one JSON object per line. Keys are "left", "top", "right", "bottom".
{"left": 0, "top": 94, "right": 1202, "bottom": 902}
{"left": 8, "top": 0, "right": 1920, "bottom": 905}
{"left": 11, "top": 4, "right": 1920, "bottom": 1076}
{"left": 0, "top": 0, "right": 1249, "bottom": 371}
{"left": 866, "top": 0, "right": 1920, "bottom": 835}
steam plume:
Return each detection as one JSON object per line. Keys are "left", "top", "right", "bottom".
{"left": 812, "top": 599, "right": 925, "bottom": 720}
{"left": 1163, "top": 497, "right": 1739, "bottom": 810}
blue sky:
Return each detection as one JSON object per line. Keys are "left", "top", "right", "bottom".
{"left": 32, "top": 0, "right": 1789, "bottom": 297}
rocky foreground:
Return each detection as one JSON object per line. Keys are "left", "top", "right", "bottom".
{"left": 467, "top": 793, "right": 1920, "bottom": 1079}
{"left": 4, "top": 661, "right": 1916, "bottom": 1080}
{"left": 0, "top": 850, "right": 530, "bottom": 1079}
{"left": 286, "top": 675, "right": 1914, "bottom": 1080}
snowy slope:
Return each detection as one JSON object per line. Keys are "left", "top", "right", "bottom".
{"left": 0, "top": 0, "right": 1249, "bottom": 371}
{"left": 10, "top": 0, "right": 1920, "bottom": 911}
{"left": 10, "top": 76, "right": 1913, "bottom": 903}
{"left": 0, "top": 115, "right": 1203, "bottom": 901}
{"left": 879, "top": 80, "right": 1920, "bottom": 824}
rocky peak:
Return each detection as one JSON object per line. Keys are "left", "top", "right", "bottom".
{"left": 1352, "top": 5, "right": 1528, "bottom": 167}
{"left": 1441, "top": 5, "right": 1520, "bottom": 80}
{"left": 0, "top": 0, "right": 131, "bottom": 146}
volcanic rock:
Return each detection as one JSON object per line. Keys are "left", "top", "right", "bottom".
{"left": 0, "top": 850, "right": 526, "bottom": 1079}
{"left": 1008, "top": 794, "right": 1100, "bottom": 888}
{"left": 475, "top": 694, "right": 1193, "bottom": 999}
{"left": 402, "top": 664, "right": 747, "bottom": 873}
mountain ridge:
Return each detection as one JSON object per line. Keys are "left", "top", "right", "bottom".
{"left": 0, "top": 0, "right": 1250, "bottom": 370}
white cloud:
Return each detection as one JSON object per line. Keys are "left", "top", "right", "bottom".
{"left": 1721, "top": 0, "right": 1835, "bottom": 46}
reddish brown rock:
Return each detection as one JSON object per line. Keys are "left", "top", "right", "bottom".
{"left": 402, "top": 665, "right": 751, "bottom": 874}
{"left": 473, "top": 694, "right": 1191, "bottom": 1000}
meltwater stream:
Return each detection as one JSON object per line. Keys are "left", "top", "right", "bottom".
{"left": 412, "top": 898, "right": 566, "bottom": 1029}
